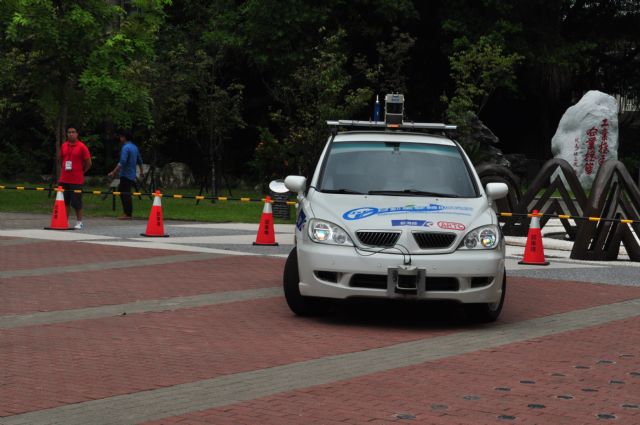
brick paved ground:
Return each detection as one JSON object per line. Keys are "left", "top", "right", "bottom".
{"left": 0, "top": 241, "right": 178, "bottom": 270}
{"left": 0, "top": 256, "right": 283, "bottom": 315}
{"left": 1, "top": 237, "right": 639, "bottom": 424}
{"left": 147, "top": 316, "right": 639, "bottom": 425}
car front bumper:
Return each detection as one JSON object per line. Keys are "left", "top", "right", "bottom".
{"left": 296, "top": 242, "right": 505, "bottom": 303}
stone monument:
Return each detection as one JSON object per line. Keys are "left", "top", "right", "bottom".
{"left": 159, "top": 162, "right": 195, "bottom": 188}
{"left": 551, "top": 90, "right": 618, "bottom": 190}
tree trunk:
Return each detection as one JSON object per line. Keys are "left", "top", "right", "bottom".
{"left": 54, "top": 85, "right": 70, "bottom": 183}
{"left": 55, "top": 118, "right": 62, "bottom": 183}
{"left": 208, "top": 102, "right": 218, "bottom": 201}
{"left": 209, "top": 140, "right": 216, "bottom": 202}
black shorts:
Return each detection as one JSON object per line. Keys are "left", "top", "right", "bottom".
{"left": 59, "top": 183, "right": 83, "bottom": 210}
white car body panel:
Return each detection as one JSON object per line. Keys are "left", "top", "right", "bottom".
{"left": 290, "top": 130, "right": 506, "bottom": 304}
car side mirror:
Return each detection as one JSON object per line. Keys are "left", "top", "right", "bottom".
{"left": 485, "top": 182, "right": 508, "bottom": 201}
{"left": 284, "top": 175, "right": 307, "bottom": 194}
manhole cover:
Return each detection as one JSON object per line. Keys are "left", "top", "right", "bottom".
{"left": 394, "top": 413, "right": 416, "bottom": 420}
{"left": 582, "top": 388, "right": 598, "bottom": 392}
{"left": 495, "top": 387, "right": 511, "bottom": 392}
{"left": 497, "top": 415, "right": 516, "bottom": 421}
{"left": 520, "top": 380, "right": 536, "bottom": 384}
{"left": 431, "top": 404, "right": 448, "bottom": 411}
{"left": 557, "top": 395, "right": 574, "bottom": 400}
{"left": 597, "top": 413, "right": 616, "bottom": 420}
{"left": 528, "top": 404, "right": 546, "bottom": 409}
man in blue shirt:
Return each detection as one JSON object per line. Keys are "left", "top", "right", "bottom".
{"left": 108, "top": 130, "right": 144, "bottom": 219}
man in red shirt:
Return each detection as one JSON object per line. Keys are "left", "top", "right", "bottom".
{"left": 58, "top": 126, "right": 92, "bottom": 229}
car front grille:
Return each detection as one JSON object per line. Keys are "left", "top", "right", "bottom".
{"left": 350, "top": 274, "right": 459, "bottom": 291}
{"left": 412, "top": 232, "right": 457, "bottom": 249}
{"left": 356, "top": 231, "right": 400, "bottom": 247}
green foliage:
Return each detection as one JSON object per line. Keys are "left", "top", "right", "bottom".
{"left": 151, "top": 0, "right": 245, "bottom": 194}
{"left": 249, "top": 128, "right": 291, "bottom": 185}
{"left": 2, "top": 0, "right": 640, "bottom": 188}
{"left": 371, "top": 27, "right": 416, "bottom": 95}
{"left": 239, "top": 0, "right": 330, "bottom": 73}
{"left": 80, "top": 1, "right": 170, "bottom": 129}
{"left": 270, "top": 29, "right": 373, "bottom": 176}
{"left": 455, "top": 126, "right": 490, "bottom": 165}
{"left": 0, "top": 0, "right": 169, "bottom": 146}
{"left": 0, "top": 141, "right": 43, "bottom": 179}
{"left": 443, "top": 36, "right": 522, "bottom": 125}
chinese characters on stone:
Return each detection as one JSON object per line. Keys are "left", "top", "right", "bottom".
{"left": 575, "top": 119, "right": 610, "bottom": 175}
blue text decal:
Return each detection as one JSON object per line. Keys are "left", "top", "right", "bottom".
{"left": 343, "top": 204, "right": 473, "bottom": 220}
{"left": 296, "top": 209, "right": 307, "bottom": 230}
{"left": 391, "top": 220, "right": 433, "bottom": 227}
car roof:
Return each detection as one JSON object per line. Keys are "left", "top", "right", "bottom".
{"left": 332, "top": 131, "right": 457, "bottom": 146}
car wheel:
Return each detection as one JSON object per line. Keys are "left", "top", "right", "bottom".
{"left": 465, "top": 270, "right": 506, "bottom": 323}
{"left": 283, "top": 248, "right": 328, "bottom": 316}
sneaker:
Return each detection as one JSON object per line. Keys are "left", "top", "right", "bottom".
{"left": 74, "top": 222, "right": 84, "bottom": 230}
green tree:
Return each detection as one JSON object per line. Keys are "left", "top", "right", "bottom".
{"left": 239, "top": 0, "right": 329, "bottom": 77}
{"left": 438, "top": 1, "right": 640, "bottom": 159}
{"left": 1, "top": 0, "right": 168, "bottom": 178}
{"left": 271, "top": 29, "right": 372, "bottom": 177}
{"left": 152, "top": 0, "right": 245, "bottom": 196}
{"left": 371, "top": 27, "right": 416, "bottom": 96}
{"left": 443, "top": 35, "right": 523, "bottom": 124}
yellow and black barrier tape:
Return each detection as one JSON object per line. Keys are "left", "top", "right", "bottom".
{"left": 0, "top": 185, "right": 297, "bottom": 205}
{"left": 499, "top": 211, "right": 637, "bottom": 225}
{"left": 1, "top": 186, "right": 637, "bottom": 214}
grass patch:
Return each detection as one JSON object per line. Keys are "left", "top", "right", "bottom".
{"left": 0, "top": 182, "right": 297, "bottom": 224}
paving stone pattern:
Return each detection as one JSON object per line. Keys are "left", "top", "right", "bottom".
{"left": 145, "top": 316, "right": 640, "bottom": 424}
{"left": 1, "top": 233, "right": 639, "bottom": 424}
{"left": 0, "top": 256, "right": 283, "bottom": 315}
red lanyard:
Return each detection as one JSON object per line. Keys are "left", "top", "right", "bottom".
{"left": 65, "top": 143, "right": 76, "bottom": 162}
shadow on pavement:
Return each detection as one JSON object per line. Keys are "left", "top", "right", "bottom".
{"left": 315, "top": 298, "right": 476, "bottom": 330}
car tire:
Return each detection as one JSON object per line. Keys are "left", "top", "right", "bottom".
{"left": 283, "top": 248, "right": 329, "bottom": 316}
{"left": 465, "top": 270, "right": 506, "bottom": 323}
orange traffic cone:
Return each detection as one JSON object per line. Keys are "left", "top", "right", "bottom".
{"left": 519, "top": 209, "right": 549, "bottom": 265}
{"left": 253, "top": 196, "right": 278, "bottom": 246}
{"left": 141, "top": 191, "right": 169, "bottom": 237}
{"left": 44, "top": 186, "right": 73, "bottom": 230}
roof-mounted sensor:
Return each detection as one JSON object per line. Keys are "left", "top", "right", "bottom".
{"left": 327, "top": 94, "right": 457, "bottom": 133}
{"left": 384, "top": 93, "right": 404, "bottom": 125}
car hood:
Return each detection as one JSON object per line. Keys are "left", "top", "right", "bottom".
{"left": 305, "top": 191, "right": 493, "bottom": 234}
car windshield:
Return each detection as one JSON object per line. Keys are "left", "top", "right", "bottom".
{"left": 319, "top": 141, "right": 477, "bottom": 198}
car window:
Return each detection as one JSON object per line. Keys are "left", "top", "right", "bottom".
{"left": 319, "top": 141, "right": 477, "bottom": 198}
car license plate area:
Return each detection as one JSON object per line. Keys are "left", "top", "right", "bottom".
{"left": 387, "top": 267, "right": 426, "bottom": 297}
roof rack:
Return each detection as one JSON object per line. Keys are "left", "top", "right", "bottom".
{"left": 326, "top": 120, "right": 457, "bottom": 131}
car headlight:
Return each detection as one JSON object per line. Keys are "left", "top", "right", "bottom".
{"left": 308, "top": 219, "right": 354, "bottom": 246}
{"left": 459, "top": 225, "right": 500, "bottom": 250}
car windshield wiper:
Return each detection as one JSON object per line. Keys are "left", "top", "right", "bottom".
{"left": 321, "top": 188, "right": 364, "bottom": 194}
{"left": 368, "top": 189, "right": 460, "bottom": 198}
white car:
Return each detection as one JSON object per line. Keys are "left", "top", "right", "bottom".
{"left": 283, "top": 121, "right": 509, "bottom": 322}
